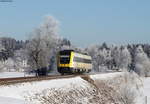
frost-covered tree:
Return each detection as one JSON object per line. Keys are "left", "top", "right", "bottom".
{"left": 0, "top": 61, "right": 5, "bottom": 72}
{"left": 142, "top": 44, "right": 150, "bottom": 58}
{"left": 112, "top": 46, "right": 121, "bottom": 70}
{"left": 95, "top": 48, "right": 111, "bottom": 72}
{"left": 87, "top": 45, "right": 100, "bottom": 71}
{"left": 111, "top": 46, "right": 131, "bottom": 71}
{"left": 0, "top": 42, "right": 5, "bottom": 71}
{"left": 119, "top": 47, "right": 131, "bottom": 71}
{"left": 26, "top": 16, "right": 60, "bottom": 75}
{"left": 5, "top": 58, "right": 15, "bottom": 71}
{"left": 87, "top": 44, "right": 112, "bottom": 72}
{"left": 60, "top": 38, "right": 71, "bottom": 47}
{"left": 0, "top": 41, "right": 5, "bottom": 51}
{"left": 134, "top": 45, "right": 150, "bottom": 76}
{"left": 86, "top": 44, "right": 99, "bottom": 57}
{"left": 59, "top": 38, "right": 72, "bottom": 50}
{"left": 13, "top": 49, "right": 29, "bottom": 72}
{"left": 0, "top": 58, "right": 15, "bottom": 72}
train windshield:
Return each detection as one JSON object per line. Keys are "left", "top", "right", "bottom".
{"left": 59, "top": 55, "right": 70, "bottom": 64}
{"left": 59, "top": 50, "right": 72, "bottom": 64}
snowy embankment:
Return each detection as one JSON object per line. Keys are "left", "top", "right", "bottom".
{"left": 0, "top": 72, "right": 144, "bottom": 104}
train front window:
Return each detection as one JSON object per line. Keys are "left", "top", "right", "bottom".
{"left": 59, "top": 55, "right": 70, "bottom": 64}
{"left": 59, "top": 50, "right": 72, "bottom": 64}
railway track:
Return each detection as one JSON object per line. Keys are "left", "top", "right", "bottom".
{"left": 0, "top": 71, "right": 118, "bottom": 85}
{"left": 0, "top": 74, "right": 79, "bottom": 85}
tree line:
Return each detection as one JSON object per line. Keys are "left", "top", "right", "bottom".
{"left": 86, "top": 43, "right": 150, "bottom": 76}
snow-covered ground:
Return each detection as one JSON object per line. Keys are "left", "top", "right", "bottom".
{"left": 0, "top": 96, "right": 26, "bottom": 104}
{"left": 0, "top": 72, "right": 61, "bottom": 78}
{"left": 0, "top": 77, "right": 89, "bottom": 103}
{"left": 0, "top": 72, "right": 35, "bottom": 78}
{"left": 0, "top": 72, "right": 123, "bottom": 104}
{"left": 144, "top": 77, "right": 150, "bottom": 103}
{"left": 0, "top": 77, "right": 85, "bottom": 100}
{"left": 0, "top": 72, "right": 144, "bottom": 104}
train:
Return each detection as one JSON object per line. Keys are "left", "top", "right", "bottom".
{"left": 57, "top": 49, "right": 92, "bottom": 74}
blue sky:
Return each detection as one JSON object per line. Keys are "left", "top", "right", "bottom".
{"left": 0, "top": 0, "right": 150, "bottom": 47}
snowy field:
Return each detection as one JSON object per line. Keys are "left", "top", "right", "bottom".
{"left": 0, "top": 72, "right": 35, "bottom": 78}
{"left": 0, "top": 72, "right": 61, "bottom": 78}
{"left": 144, "top": 77, "right": 150, "bottom": 103}
{"left": 0, "top": 72, "right": 144, "bottom": 104}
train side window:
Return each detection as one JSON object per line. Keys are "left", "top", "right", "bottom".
{"left": 73, "top": 57, "right": 91, "bottom": 63}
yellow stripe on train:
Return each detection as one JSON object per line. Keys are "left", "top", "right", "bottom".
{"left": 59, "top": 64, "right": 70, "bottom": 67}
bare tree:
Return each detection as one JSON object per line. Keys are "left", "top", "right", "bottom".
{"left": 26, "top": 16, "right": 60, "bottom": 75}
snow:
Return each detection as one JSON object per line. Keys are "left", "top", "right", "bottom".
{"left": 144, "top": 77, "right": 150, "bottom": 103}
{"left": 0, "top": 96, "right": 26, "bottom": 104}
{"left": 0, "top": 72, "right": 142, "bottom": 104}
{"left": 91, "top": 72, "right": 123, "bottom": 80}
{"left": 0, "top": 72, "right": 123, "bottom": 104}
{"left": 0, "top": 72, "right": 25, "bottom": 78}
{"left": 0, "top": 72, "right": 35, "bottom": 78}
{"left": 0, "top": 77, "right": 86, "bottom": 101}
